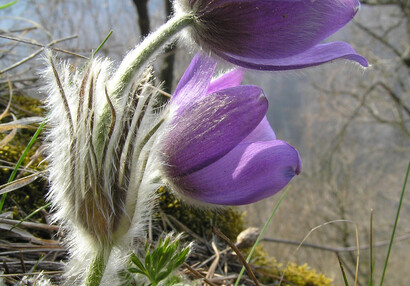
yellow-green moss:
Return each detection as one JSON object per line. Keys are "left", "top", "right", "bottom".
{"left": 244, "top": 245, "right": 332, "bottom": 285}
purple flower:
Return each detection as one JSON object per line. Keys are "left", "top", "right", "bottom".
{"left": 158, "top": 54, "right": 301, "bottom": 205}
{"left": 174, "top": 0, "right": 368, "bottom": 70}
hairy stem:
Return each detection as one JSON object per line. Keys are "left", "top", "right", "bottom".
{"left": 109, "top": 13, "right": 194, "bottom": 98}
{"left": 84, "top": 244, "right": 113, "bottom": 286}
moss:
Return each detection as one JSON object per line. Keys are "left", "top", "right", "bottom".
{"left": 157, "top": 187, "right": 245, "bottom": 241}
{"left": 11, "top": 94, "right": 45, "bottom": 116}
{"left": 281, "top": 263, "right": 333, "bottom": 286}
{"left": 244, "top": 245, "right": 332, "bottom": 286}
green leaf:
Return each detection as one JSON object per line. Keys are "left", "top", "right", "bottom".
{"left": 156, "top": 270, "right": 171, "bottom": 282}
{"left": 130, "top": 253, "right": 146, "bottom": 273}
{"left": 173, "top": 247, "right": 189, "bottom": 268}
{"left": 128, "top": 267, "right": 145, "bottom": 275}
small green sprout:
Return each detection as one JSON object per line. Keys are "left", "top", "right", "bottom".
{"left": 128, "top": 235, "right": 191, "bottom": 286}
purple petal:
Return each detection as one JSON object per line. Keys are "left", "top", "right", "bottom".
{"left": 242, "top": 117, "right": 276, "bottom": 142}
{"left": 171, "top": 54, "right": 217, "bottom": 109}
{"left": 162, "top": 85, "right": 268, "bottom": 177}
{"left": 218, "top": 42, "right": 369, "bottom": 70}
{"left": 207, "top": 68, "right": 244, "bottom": 94}
{"left": 194, "top": 0, "right": 361, "bottom": 59}
{"left": 173, "top": 140, "right": 302, "bottom": 205}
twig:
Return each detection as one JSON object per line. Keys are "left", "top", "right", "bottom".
{"left": 165, "top": 214, "right": 208, "bottom": 244}
{"left": 2, "top": 259, "right": 10, "bottom": 274}
{"left": 19, "top": 252, "right": 26, "bottom": 273}
{"left": 0, "top": 79, "right": 13, "bottom": 120}
{"left": 0, "top": 248, "right": 65, "bottom": 256}
{"left": 197, "top": 247, "right": 230, "bottom": 268}
{"left": 262, "top": 233, "right": 410, "bottom": 252}
{"left": 0, "top": 218, "right": 59, "bottom": 232}
{"left": 0, "top": 77, "right": 39, "bottom": 85}
{"left": 0, "top": 34, "right": 87, "bottom": 74}
{"left": 0, "top": 48, "right": 43, "bottom": 74}
{"left": 0, "top": 34, "right": 87, "bottom": 59}
{"left": 206, "top": 241, "right": 220, "bottom": 280}
{"left": 183, "top": 263, "right": 218, "bottom": 286}
{"left": 0, "top": 242, "right": 62, "bottom": 250}
{"left": 212, "top": 227, "right": 260, "bottom": 286}
{"left": 353, "top": 20, "right": 402, "bottom": 59}
{"left": 0, "top": 26, "right": 37, "bottom": 34}
{"left": 0, "top": 271, "right": 64, "bottom": 278}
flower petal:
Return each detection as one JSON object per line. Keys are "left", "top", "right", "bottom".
{"left": 173, "top": 140, "right": 302, "bottom": 205}
{"left": 218, "top": 42, "right": 369, "bottom": 70}
{"left": 171, "top": 54, "right": 217, "bottom": 110}
{"left": 207, "top": 68, "right": 244, "bottom": 94}
{"left": 242, "top": 117, "right": 276, "bottom": 142}
{"left": 162, "top": 85, "right": 268, "bottom": 177}
{"left": 193, "top": 0, "right": 362, "bottom": 59}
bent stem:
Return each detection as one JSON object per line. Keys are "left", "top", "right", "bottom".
{"left": 84, "top": 244, "right": 113, "bottom": 286}
{"left": 109, "top": 13, "right": 194, "bottom": 98}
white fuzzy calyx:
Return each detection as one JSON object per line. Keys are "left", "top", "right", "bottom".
{"left": 43, "top": 51, "right": 162, "bottom": 252}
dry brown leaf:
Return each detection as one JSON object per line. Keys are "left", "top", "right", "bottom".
{"left": 0, "top": 171, "right": 47, "bottom": 195}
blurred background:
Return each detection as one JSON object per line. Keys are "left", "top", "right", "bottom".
{"left": 0, "top": 0, "right": 409, "bottom": 285}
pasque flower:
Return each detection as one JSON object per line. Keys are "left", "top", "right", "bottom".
{"left": 158, "top": 54, "right": 302, "bottom": 205}
{"left": 43, "top": 52, "right": 163, "bottom": 284}
{"left": 174, "top": 0, "right": 368, "bottom": 70}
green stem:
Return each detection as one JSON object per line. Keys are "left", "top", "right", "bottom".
{"left": 110, "top": 13, "right": 194, "bottom": 98}
{"left": 84, "top": 245, "right": 113, "bottom": 286}
{"left": 379, "top": 160, "right": 410, "bottom": 286}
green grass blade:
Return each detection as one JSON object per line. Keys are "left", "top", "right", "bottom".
{"left": 0, "top": 0, "right": 18, "bottom": 9}
{"left": 0, "top": 119, "right": 46, "bottom": 213}
{"left": 93, "top": 30, "right": 113, "bottom": 56}
{"left": 369, "top": 209, "right": 374, "bottom": 286}
{"left": 379, "top": 160, "right": 410, "bottom": 286}
{"left": 8, "top": 202, "right": 51, "bottom": 232}
{"left": 337, "top": 254, "right": 350, "bottom": 286}
{"left": 234, "top": 186, "right": 289, "bottom": 286}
